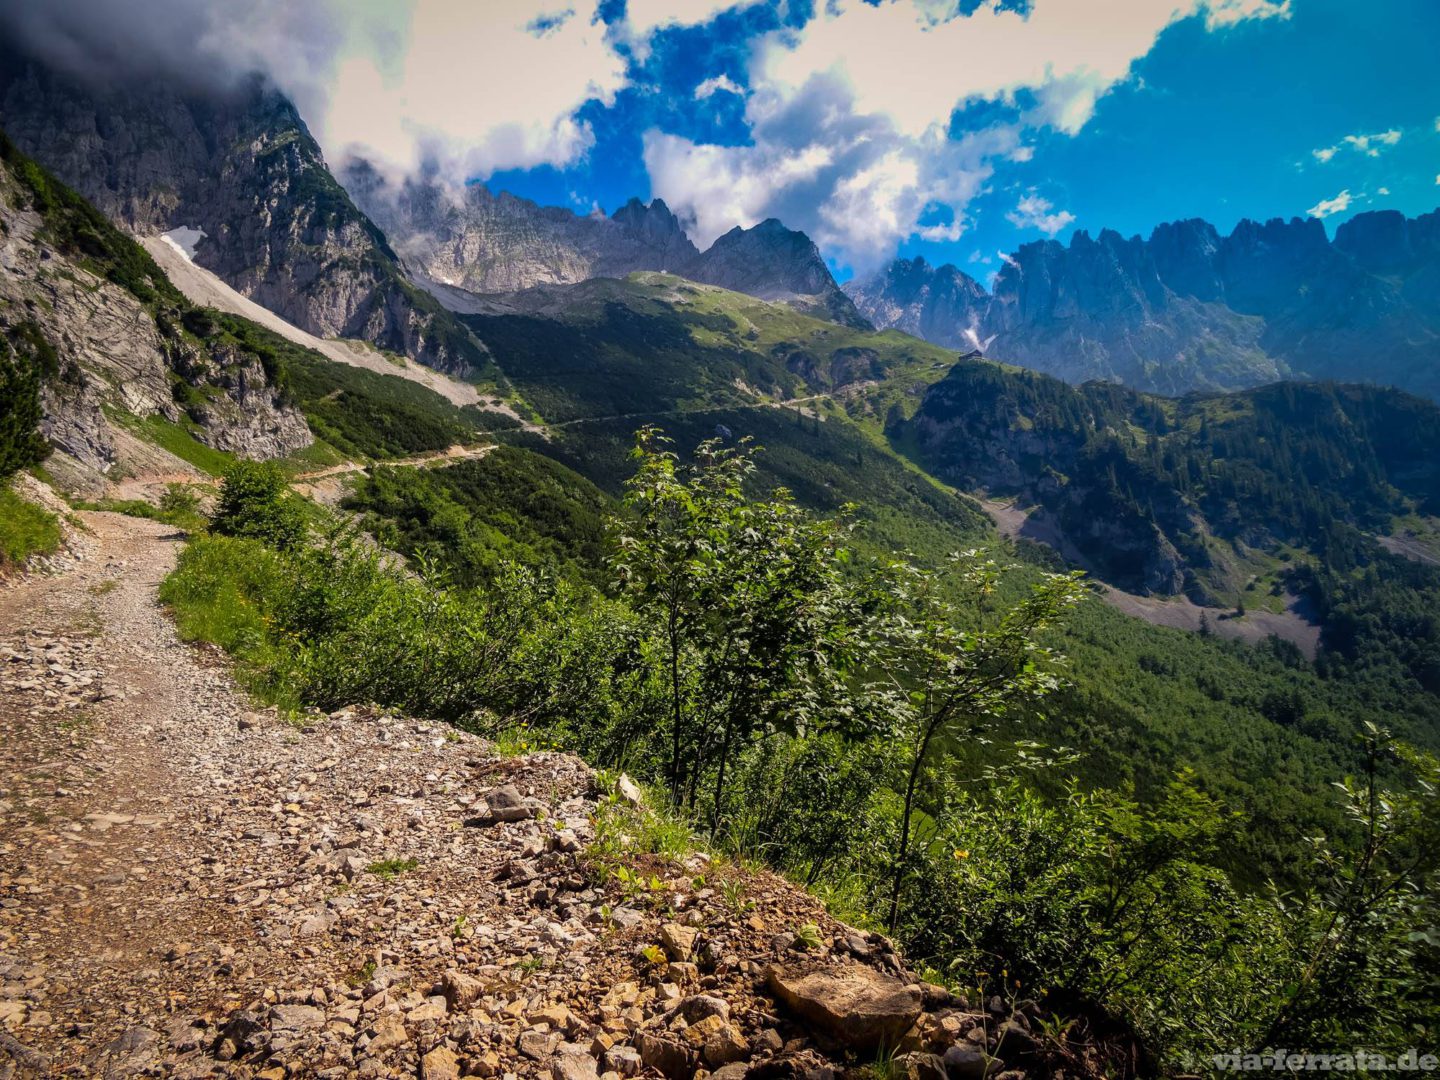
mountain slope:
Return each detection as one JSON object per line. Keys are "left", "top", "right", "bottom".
{"left": 0, "top": 50, "right": 486, "bottom": 376}
{"left": 895, "top": 355, "right": 1440, "bottom": 599}
{"left": 0, "top": 131, "right": 311, "bottom": 485}
{"left": 458, "top": 272, "right": 946, "bottom": 424}
{"left": 682, "top": 218, "right": 870, "bottom": 328}
{"left": 848, "top": 210, "right": 1440, "bottom": 400}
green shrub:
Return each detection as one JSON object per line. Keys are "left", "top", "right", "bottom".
{"left": 211, "top": 460, "right": 306, "bottom": 549}
{"left": 0, "top": 323, "right": 56, "bottom": 482}
{"left": 0, "top": 483, "right": 62, "bottom": 569}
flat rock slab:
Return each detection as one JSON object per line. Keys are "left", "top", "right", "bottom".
{"left": 767, "top": 962, "right": 923, "bottom": 1050}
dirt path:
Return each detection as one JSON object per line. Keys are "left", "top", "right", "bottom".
{"left": 0, "top": 512, "right": 611, "bottom": 1077}
{"left": 0, "top": 513, "right": 889, "bottom": 1080}
{"left": 291, "top": 443, "right": 497, "bottom": 484}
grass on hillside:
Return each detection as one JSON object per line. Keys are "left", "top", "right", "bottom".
{"left": 465, "top": 273, "right": 964, "bottom": 426}
{"left": 107, "top": 412, "right": 238, "bottom": 477}
{"left": 0, "top": 482, "right": 63, "bottom": 569}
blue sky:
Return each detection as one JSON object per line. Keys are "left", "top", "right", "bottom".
{"left": 479, "top": 0, "right": 1440, "bottom": 282}
{"left": 33, "top": 0, "right": 1429, "bottom": 285}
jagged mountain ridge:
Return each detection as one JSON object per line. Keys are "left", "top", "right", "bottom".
{"left": 0, "top": 49, "right": 485, "bottom": 377}
{"left": 847, "top": 210, "right": 1440, "bottom": 400}
{"left": 344, "top": 165, "right": 871, "bottom": 329}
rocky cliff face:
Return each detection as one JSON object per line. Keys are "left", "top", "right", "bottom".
{"left": 0, "top": 140, "right": 310, "bottom": 478}
{"left": 842, "top": 256, "right": 991, "bottom": 349}
{"left": 682, "top": 219, "right": 871, "bottom": 328}
{"left": 848, "top": 208, "right": 1440, "bottom": 400}
{"left": 346, "top": 165, "right": 700, "bottom": 295}
{"left": 0, "top": 51, "right": 483, "bottom": 377}
{"left": 347, "top": 165, "right": 870, "bottom": 328}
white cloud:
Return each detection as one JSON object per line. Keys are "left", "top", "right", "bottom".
{"left": 1343, "top": 129, "right": 1401, "bottom": 157}
{"left": 1307, "top": 190, "right": 1353, "bottom": 219}
{"left": 1006, "top": 193, "right": 1076, "bottom": 236}
{"left": 695, "top": 74, "right": 744, "bottom": 100}
{"left": 1313, "top": 128, "right": 1403, "bottom": 164}
{"left": 1203, "top": 0, "right": 1291, "bottom": 29}
{"left": 322, "top": 0, "right": 627, "bottom": 182}
{"left": 645, "top": 69, "right": 1014, "bottom": 270}
{"left": 1, "top": 0, "right": 633, "bottom": 187}
{"left": 623, "top": 0, "right": 753, "bottom": 39}
{"left": 1377, "top": 186, "right": 1390, "bottom": 196}
{"left": 648, "top": 0, "right": 1290, "bottom": 270}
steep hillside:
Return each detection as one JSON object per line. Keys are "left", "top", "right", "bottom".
{"left": 0, "top": 132, "right": 310, "bottom": 486}
{"left": 461, "top": 272, "right": 947, "bottom": 424}
{"left": 0, "top": 50, "right": 486, "bottom": 376}
{"left": 896, "top": 356, "right": 1440, "bottom": 599}
{"left": 848, "top": 210, "right": 1440, "bottom": 400}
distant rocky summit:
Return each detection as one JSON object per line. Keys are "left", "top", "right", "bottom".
{"left": 346, "top": 165, "right": 871, "bottom": 329}
{"left": 847, "top": 209, "right": 1440, "bottom": 400}
{"left": 684, "top": 218, "right": 871, "bottom": 329}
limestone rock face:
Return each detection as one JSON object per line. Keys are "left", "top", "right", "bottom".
{"left": 346, "top": 164, "right": 871, "bottom": 328}
{"left": 0, "top": 49, "right": 482, "bottom": 376}
{"left": 767, "top": 962, "right": 924, "bottom": 1050}
{"left": 0, "top": 148, "right": 311, "bottom": 474}
{"left": 843, "top": 256, "right": 991, "bottom": 351}
{"left": 345, "top": 165, "right": 700, "bottom": 296}
{"left": 847, "top": 209, "right": 1440, "bottom": 401}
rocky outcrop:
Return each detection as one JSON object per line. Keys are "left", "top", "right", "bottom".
{"left": 847, "top": 207, "right": 1440, "bottom": 400}
{"left": 0, "top": 140, "right": 310, "bottom": 474}
{"left": 767, "top": 962, "right": 924, "bottom": 1050}
{"left": 0, "top": 48, "right": 483, "bottom": 376}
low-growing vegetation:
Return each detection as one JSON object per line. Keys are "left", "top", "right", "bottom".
{"left": 0, "top": 482, "right": 62, "bottom": 570}
{"left": 161, "top": 427, "right": 1440, "bottom": 1068}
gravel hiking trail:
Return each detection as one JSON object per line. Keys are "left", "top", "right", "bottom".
{"left": 0, "top": 512, "right": 896, "bottom": 1080}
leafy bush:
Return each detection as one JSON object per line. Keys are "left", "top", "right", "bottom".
{"left": 0, "top": 482, "right": 62, "bottom": 569}
{"left": 210, "top": 460, "right": 306, "bottom": 549}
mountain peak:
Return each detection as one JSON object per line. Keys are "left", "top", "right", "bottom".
{"left": 685, "top": 220, "right": 870, "bottom": 329}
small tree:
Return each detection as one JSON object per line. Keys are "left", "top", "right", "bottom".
{"left": 211, "top": 459, "right": 306, "bottom": 550}
{"left": 873, "top": 552, "right": 1086, "bottom": 930}
{"left": 1261, "top": 723, "right": 1440, "bottom": 1049}
{"left": 610, "top": 427, "right": 872, "bottom": 825}
{"left": 0, "top": 324, "right": 56, "bottom": 482}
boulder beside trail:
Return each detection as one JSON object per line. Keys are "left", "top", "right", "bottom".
{"left": 767, "top": 961, "right": 924, "bottom": 1050}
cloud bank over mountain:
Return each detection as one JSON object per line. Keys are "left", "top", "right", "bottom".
{"left": 9, "top": 0, "right": 1428, "bottom": 278}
